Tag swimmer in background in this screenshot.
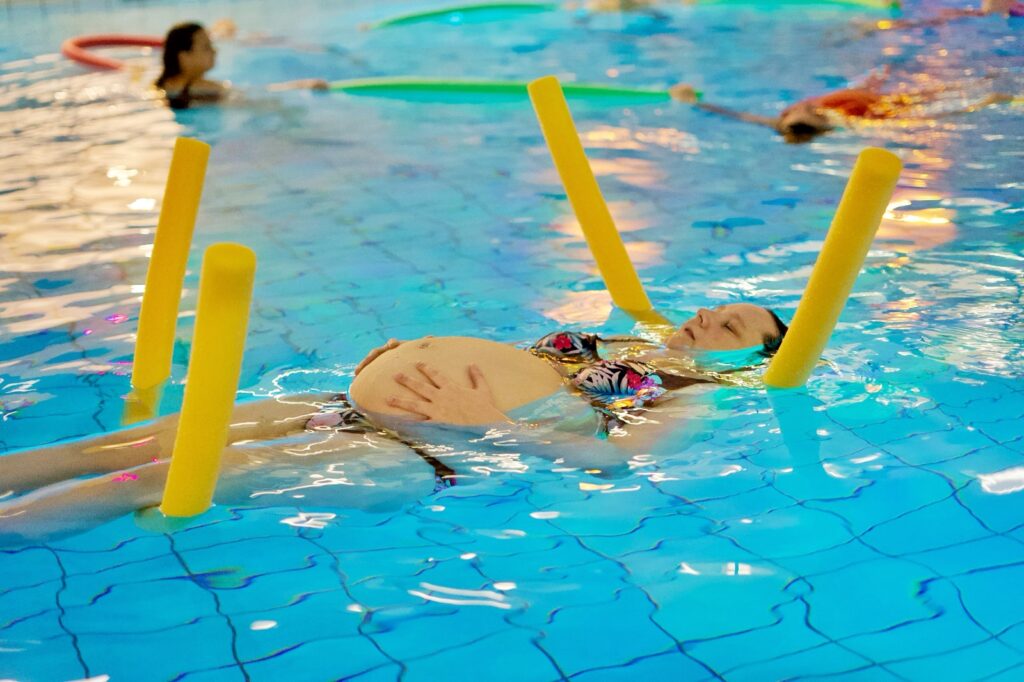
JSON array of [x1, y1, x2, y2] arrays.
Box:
[[669, 68, 1014, 143], [861, 0, 1022, 34], [0, 303, 787, 542], [155, 22, 329, 109]]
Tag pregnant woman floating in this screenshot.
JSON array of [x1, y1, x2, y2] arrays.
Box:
[[0, 303, 786, 543]]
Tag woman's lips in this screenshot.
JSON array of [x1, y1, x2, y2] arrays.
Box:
[[685, 327, 696, 342]]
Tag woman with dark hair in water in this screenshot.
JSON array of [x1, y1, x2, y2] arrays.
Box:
[[154, 22, 327, 109]]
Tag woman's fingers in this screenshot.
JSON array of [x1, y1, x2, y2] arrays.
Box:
[[394, 373, 436, 401], [386, 397, 430, 420], [356, 348, 383, 374], [355, 339, 404, 375], [415, 362, 450, 389], [467, 364, 492, 393]]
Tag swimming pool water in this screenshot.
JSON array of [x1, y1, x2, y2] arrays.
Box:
[[1, 0, 1023, 679]]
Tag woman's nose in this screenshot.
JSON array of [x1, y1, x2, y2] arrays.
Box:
[[697, 308, 713, 326]]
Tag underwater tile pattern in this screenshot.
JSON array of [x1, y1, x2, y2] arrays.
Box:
[[2, 0, 1024, 679]]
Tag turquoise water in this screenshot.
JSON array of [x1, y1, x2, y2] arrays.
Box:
[[2, 0, 1023, 679]]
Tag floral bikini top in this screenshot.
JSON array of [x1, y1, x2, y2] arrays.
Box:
[[528, 330, 714, 413]]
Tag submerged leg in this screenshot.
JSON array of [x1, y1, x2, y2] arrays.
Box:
[[0, 392, 333, 495], [0, 426, 432, 546]]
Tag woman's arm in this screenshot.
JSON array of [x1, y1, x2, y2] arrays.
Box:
[[383, 363, 633, 475]]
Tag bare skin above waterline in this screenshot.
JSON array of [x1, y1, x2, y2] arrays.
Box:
[[350, 336, 565, 423]]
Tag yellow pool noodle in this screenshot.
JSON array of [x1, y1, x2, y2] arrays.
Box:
[[528, 75, 668, 322], [131, 137, 210, 391], [122, 384, 163, 426], [161, 243, 256, 518], [764, 147, 901, 388]]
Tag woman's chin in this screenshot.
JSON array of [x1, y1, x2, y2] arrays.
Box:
[[665, 335, 694, 351]]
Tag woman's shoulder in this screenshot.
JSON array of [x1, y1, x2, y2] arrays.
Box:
[[190, 78, 228, 96], [157, 77, 227, 108]]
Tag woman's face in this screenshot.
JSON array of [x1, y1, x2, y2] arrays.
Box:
[[666, 303, 780, 351], [179, 29, 217, 77]]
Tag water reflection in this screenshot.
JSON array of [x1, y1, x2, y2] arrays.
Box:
[[978, 467, 1024, 495]]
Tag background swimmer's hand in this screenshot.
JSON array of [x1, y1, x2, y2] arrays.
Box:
[[387, 363, 508, 425], [267, 78, 330, 92], [209, 18, 238, 40], [669, 83, 699, 103]]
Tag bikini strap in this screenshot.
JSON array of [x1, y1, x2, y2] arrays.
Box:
[[529, 331, 657, 364], [529, 331, 601, 363]]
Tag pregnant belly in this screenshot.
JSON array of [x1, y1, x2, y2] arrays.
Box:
[[349, 336, 565, 417]]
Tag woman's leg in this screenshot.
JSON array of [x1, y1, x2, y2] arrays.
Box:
[[0, 392, 333, 495], [0, 426, 434, 546], [0, 456, 172, 546]]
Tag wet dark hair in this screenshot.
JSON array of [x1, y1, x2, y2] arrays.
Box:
[[760, 309, 789, 356], [783, 122, 821, 141], [155, 22, 204, 91], [779, 116, 835, 144]]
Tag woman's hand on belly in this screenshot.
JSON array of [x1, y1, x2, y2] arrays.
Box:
[[387, 363, 509, 426], [354, 337, 433, 375]]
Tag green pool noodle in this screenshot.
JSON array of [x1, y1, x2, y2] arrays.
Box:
[[368, 2, 558, 29], [329, 77, 692, 103]]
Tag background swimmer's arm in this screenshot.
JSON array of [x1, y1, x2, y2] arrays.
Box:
[[670, 85, 777, 128], [854, 64, 891, 91], [694, 102, 778, 128], [267, 79, 329, 92], [897, 91, 1015, 122], [208, 18, 238, 40], [944, 92, 1014, 113]]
